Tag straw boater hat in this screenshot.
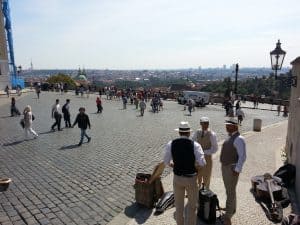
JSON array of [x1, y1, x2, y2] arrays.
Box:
[[225, 118, 239, 126], [175, 121, 192, 132], [200, 117, 209, 123]]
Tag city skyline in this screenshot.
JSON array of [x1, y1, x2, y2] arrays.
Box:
[[10, 0, 300, 70]]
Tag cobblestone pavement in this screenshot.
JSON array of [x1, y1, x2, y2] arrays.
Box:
[[0, 92, 287, 225]]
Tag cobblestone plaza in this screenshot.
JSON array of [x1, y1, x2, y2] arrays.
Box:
[[0, 92, 287, 225]]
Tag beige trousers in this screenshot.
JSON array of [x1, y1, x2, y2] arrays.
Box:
[[221, 164, 239, 219], [197, 155, 212, 188], [173, 175, 198, 225]]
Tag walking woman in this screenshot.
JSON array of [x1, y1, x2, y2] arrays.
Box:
[[96, 97, 103, 113], [23, 105, 38, 140]]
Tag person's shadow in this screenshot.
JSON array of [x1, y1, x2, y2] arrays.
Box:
[[59, 144, 79, 150], [2, 140, 24, 147]]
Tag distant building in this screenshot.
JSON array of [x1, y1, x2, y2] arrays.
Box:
[[74, 68, 89, 86]]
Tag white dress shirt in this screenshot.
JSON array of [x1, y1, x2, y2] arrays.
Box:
[[52, 104, 60, 117], [230, 131, 246, 173], [192, 130, 218, 155], [163, 136, 206, 167]]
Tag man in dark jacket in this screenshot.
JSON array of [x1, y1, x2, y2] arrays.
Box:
[[72, 107, 91, 146], [62, 99, 71, 128]]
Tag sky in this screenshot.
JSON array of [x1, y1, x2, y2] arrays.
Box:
[[9, 0, 300, 70]]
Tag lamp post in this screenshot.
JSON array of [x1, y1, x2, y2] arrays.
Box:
[[270, 40, 297, 87], [270, 40, 286, 79], [17, 65, 22, 77], [234, 63, 239, 95]]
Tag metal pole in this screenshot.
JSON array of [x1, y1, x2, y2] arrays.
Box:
[[234, 63, 239, 94]]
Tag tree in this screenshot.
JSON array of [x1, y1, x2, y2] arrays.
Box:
[[46, 73, 76, 88]]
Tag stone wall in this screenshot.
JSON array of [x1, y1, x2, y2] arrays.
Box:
[[286, 57, 300, 204]]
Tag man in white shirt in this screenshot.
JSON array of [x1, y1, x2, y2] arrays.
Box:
[[220, 118, 246, 225], [164, 121, 206, 225], [51, 99, 62, 131], [192, 117, 218, 189], [235, 107, 245, 125]]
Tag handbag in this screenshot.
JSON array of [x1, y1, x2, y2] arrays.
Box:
[[20, 119, 25, 129], [32, 114, 35, 121]]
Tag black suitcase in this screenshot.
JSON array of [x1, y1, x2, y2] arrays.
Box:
[[198, 186, 220, 224]]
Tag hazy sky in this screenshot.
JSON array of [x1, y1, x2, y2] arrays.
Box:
[[9, 0, 300, 69]]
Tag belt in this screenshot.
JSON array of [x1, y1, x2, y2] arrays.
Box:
[[175, 173, 197, 178]]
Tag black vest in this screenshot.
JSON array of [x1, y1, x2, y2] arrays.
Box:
[[171, 138, 196, 176]]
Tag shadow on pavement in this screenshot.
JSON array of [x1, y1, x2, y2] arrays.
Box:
[[124, 203, 153, 223], [39, 130, 55, 135], [0, 115, 12, 119], [3, 140, 24, 146], [59, 144, 79, 150]]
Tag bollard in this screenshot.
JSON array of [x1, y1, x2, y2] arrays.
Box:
[[253, 119, 262, 132]]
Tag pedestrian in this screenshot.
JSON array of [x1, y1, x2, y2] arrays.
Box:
[[51, 99, 62, 131], [134, 97, 139, 109], [236, 107, 245, 125], [62, 99, 72, 128], [228, 106, 234, 118], [220, 118, 246, 225], [16, 85, 21, 96], [192, 117, 218, 189], [283, 105, 288, 117], [10, 97, 21, 117], [277, 104, 281, 116], [96, 97, 103, 113], [23, 105, 38, 140], [122, 95, 127, 109], [5, 85, 9, 97], [163, 121, 206, 225], [235, 100, 240, 112], [187, 99, 193, 116], [36, 83, 41, 99], [139, 98, 146, 116], [72, 107, 91, 146]]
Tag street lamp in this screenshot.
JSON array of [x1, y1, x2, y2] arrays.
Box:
[[270, 40, 286, 79], [17, 65, 22, 76], [234, 63, 239, 94], [270, 40, 297, 87]]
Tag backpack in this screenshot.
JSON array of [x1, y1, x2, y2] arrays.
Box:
[[274, 164, 296, 187], [198, 185, 222, 224], [62, 104, 67, 114]]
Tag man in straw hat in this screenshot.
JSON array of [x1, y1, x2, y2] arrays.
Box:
[[192, 116, 218, 189], [163, 121, 206, 225], [220, 118, 246, 225]]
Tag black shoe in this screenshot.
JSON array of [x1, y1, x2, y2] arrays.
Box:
[[58, 129, 63, 131], [51, 128, 55, 132], [78, 142, 82, 146], [87, 137, 91, 143]]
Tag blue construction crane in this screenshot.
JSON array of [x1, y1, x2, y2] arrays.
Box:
[[2, 0, 24, 88]]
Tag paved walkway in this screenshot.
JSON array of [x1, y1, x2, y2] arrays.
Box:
[[111, 121, 294, 225], [0, 92, 289, 225]]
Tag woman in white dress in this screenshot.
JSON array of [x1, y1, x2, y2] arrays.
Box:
[[23, 105, 38, 140]]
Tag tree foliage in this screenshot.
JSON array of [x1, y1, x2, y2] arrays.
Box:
[[46, 73, 76, 88], [201, 75, 291, 100]]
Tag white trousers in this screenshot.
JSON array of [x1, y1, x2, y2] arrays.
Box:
[[25, 127, 38, 139]]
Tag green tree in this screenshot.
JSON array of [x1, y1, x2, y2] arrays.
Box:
[[46, 73, 76, 88]]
